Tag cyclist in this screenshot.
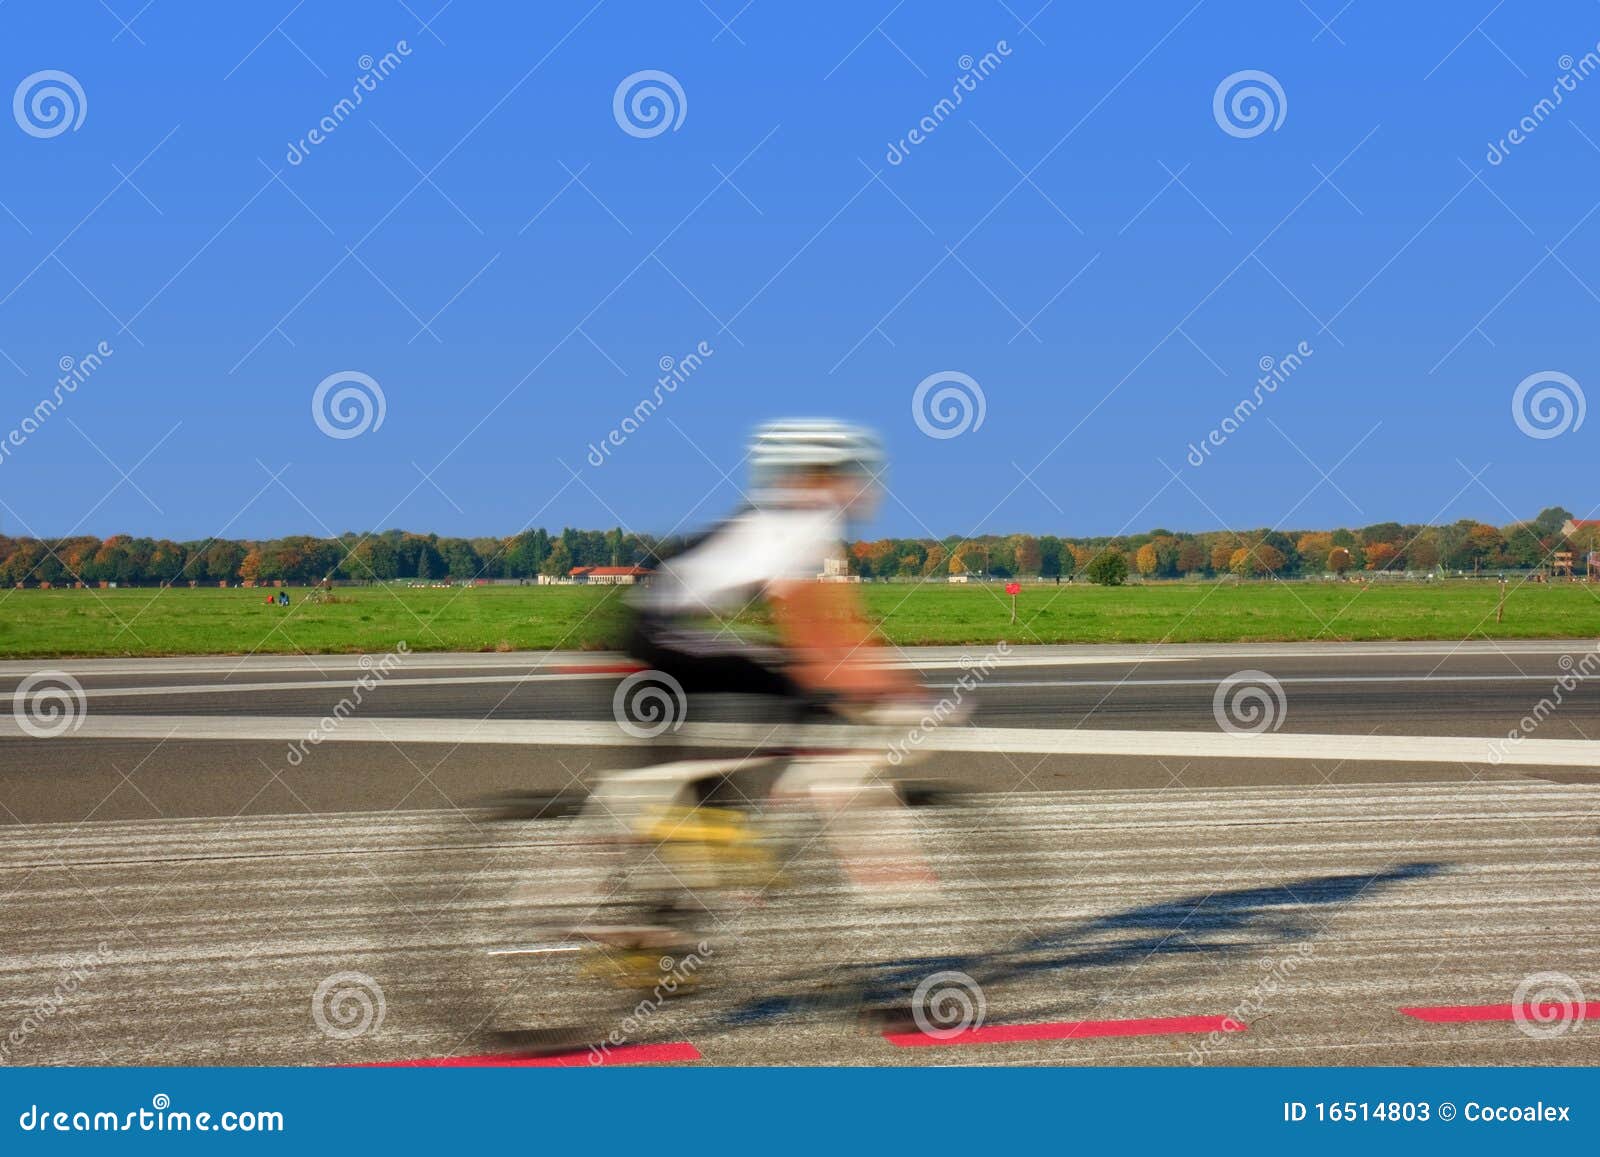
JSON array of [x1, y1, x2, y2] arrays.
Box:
[[488, 423, 956, 1050], [628, 418, 918, 710], [607, 419, 951, 924]]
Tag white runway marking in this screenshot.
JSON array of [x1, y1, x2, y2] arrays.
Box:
[[43, 669, 1588, 700], [0, 638, 1589, 678], [9, 713, 1593, 768]]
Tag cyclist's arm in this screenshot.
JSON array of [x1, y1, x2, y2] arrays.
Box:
[[769, 579, 915, 700]]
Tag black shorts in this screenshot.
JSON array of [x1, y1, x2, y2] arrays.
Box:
[[627, 612, 797, 700]]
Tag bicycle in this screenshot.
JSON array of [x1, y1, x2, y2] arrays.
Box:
[[458, 699, 973, 1058]]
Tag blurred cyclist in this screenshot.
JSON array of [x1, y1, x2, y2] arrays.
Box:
[[488, 423, 955, 1050], [618, 419, 949, 912], [628, 419, 920, 712]]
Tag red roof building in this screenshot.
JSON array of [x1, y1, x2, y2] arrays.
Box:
[[568, 565, 653, 585]]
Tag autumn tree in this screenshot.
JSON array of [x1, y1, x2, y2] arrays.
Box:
[[1230, 544, 1286, 576], [1012, 535, 1042, 577], [1297, 531, 1334, 559], [1364, 542, 1400, 570], [952, 545, 987, 576], [1407, 535, 1440, 571], [1135, 543, 1159, 577], [1464, 524, 1505, 569], [867, 539, 901, 578]]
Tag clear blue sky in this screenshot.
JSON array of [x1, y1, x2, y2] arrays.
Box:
[[2, 1, 1597, 542]]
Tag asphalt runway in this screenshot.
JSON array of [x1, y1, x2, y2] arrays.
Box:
[[2, 642, 1597, 1067]]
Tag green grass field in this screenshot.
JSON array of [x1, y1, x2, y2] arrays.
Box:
[[1, 579, 1597, 658]]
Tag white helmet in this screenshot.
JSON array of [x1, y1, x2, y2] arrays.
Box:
[[747, 419, 885, 484]]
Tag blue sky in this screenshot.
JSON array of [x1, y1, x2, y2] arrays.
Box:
[[2, 1, 1598, 541]]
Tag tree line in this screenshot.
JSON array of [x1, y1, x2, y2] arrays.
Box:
[[849, 507, 1589, 583], [0, 527, 668, 587], [0, 507, 1590, 588]]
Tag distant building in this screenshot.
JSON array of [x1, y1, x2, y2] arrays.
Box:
[[569, 565, 653, 585], [1562, 519, 1600, 538], [818, 555, 860, 583]]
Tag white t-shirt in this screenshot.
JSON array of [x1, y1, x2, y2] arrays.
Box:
[[639, 504, 846, 616]]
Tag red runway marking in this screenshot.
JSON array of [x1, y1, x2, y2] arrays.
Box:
[[547, 663, 646, 676], [369, 1042, 702, 1067], [884, 1015, 1244, 1048], [1400, 1002, 1600, 1024]]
